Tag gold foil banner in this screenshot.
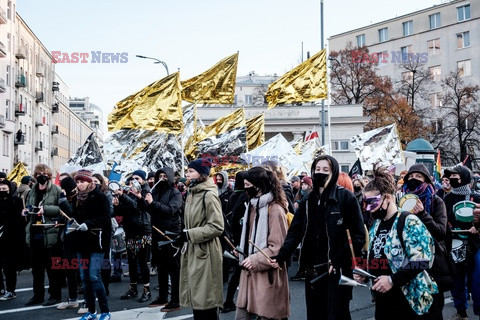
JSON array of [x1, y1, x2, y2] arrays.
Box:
[[266, 49, 327, 109], [246, 113, 265, 151], [181, 53, 238, 104], [201, 107, 245, 140], [7, 161, 29, 185], [108, 72, 183, 133]]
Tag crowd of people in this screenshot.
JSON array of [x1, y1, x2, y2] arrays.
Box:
[[0, 154, 479, 320]]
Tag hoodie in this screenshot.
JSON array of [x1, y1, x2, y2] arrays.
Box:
[[0, 180, 25, 255], [216, 171, 233, 215]]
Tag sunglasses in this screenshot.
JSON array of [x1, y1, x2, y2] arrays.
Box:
[[362, 194, 383, 211]]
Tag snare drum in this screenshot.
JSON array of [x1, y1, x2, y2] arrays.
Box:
[[453, 201, 475, 223], [451, 239, 466, 263], [112, 227, 126, 253], [398, 194, 419, 212]]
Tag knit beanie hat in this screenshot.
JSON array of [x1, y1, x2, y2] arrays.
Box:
[[0, 172, 6, 179], [75, 169, 93, 183], [301, 176, 313, 187], [131, 169, 147, 181], [188, 158, 212, 177]]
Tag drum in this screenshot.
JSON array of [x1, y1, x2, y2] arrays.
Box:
[[112, 227, 126, 253], [451, 239, 466, 263], [398, 194, 418, 212], [454, 201, 475, 223]]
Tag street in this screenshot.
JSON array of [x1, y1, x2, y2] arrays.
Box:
[[0, 261, 475, 320]]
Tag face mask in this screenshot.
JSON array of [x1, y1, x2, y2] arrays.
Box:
[[36, 174, 49, 185], [449, 178, 461, 189], [158, 180, 169, 189], [216, 181, 223, 188], [372, 199, 390, 220], [313, 173, 329, 189], [354, 186, 361, 193], [245, 187, 259, 198], [0, 190, 8, 198], [406, 178, 423, 191], [148, 181, 154, 188], [178, 185, 185, 192]]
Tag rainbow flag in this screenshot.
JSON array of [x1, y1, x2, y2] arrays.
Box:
[[434, 149, 442, 184]]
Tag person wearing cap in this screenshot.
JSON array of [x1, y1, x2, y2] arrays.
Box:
[[290, 176, 301, 198], [0, 172, 6, 181], [0, 179, 25, 300], [179, 158, 224, 319], [17, 176, 33, 202], [443, 165, 480, 320], [402, 163, 449, 319], [113, 169, 152, 304], [71, 169, 112, 320], [24, 163, 64, 307], [147, 172, 155, 189]]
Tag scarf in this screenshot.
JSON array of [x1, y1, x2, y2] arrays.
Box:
[[402, 182, 434, 214], [451, 184, 471, 196], [76, 184, 95, 204], [239, 192, 273, 263]]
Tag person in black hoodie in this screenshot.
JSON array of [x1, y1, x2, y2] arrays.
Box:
[[443, 165, 480, 320], [272, 155, 365, 320], [113, 169, 152, 304], [72, 169, 111, 320], [145, 167, 183, 312], [401, 163, 449, 319], [0, 180, 25, 300]]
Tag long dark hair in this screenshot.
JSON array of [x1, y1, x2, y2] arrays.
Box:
[[246, 166, 287, 211], [93, 173, 108, 193]]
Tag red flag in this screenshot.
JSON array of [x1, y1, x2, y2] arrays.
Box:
[[305, 126, 319, 141], [54, 172, 60, 186]]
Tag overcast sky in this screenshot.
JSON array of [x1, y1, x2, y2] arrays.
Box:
[[18, 0, 440, 125]]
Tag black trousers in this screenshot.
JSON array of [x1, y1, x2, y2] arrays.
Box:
[[152, 242, 180, 303], [193, 308, 219, 320], [225, 265, 241, 304], [63, 241, 78, 300], [305, 272, 352, 320], [30, 239, 63, 300], [374, 286, 423, 320], [126, 244, 150, 285], [0, 253, 17, 292]]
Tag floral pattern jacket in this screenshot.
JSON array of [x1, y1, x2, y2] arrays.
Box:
[[368, 211, 438, 315]]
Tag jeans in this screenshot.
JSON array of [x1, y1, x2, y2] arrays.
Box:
[[451, 248, 480, 315], [78, 252, 109, 314]]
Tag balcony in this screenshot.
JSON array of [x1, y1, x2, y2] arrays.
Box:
[[0, 41, 6, 58], [36, 67, 45, 77], [35, 116, 46, 126], [0, 77, 5, 93], [0, 8, 6, 24], [35, 141, 43, 151], [52, 81, 59, 91], [51, 147, 58, 157], [36, 92, 44, 102], [15, 45, 27, 59], [15, 75, 27, 88], [14, 133, 25, 145], [52, 103, 59, 113], [0, 115, 5, 128], [15, 103, 25, 116], [51, 125, 59, 134]]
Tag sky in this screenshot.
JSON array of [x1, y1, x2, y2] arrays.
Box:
[[18, 0, 441, 127]]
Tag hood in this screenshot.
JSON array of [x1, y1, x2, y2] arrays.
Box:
[[189, 178, 218, 194], [0, 180, 14, 196], [17, 183, 30, 194], [445, 165, 471, 186], [234, 171, 248, 191], [404, 163, 433, 186], [216, 171, 229, 195], [154, 167, 175, 187], [310, 155, 339, 194]]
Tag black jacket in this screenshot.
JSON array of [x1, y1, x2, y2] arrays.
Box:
[[0, 189, 25, 256], [148, 167, 183, 237], [72, 187, 111, 254], [283, 183, 295, 214]]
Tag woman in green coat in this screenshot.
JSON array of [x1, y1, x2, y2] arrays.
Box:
[[179, 159, 224, 319]]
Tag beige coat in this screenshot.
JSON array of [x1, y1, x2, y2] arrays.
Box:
[[236, 202, 290, 319], [179, 179, 224, 310]]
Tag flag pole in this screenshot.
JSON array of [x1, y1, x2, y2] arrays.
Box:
[[320, 0, 325, 146]]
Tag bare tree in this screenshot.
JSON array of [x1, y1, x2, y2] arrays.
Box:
[[396, 60, 431, 112]]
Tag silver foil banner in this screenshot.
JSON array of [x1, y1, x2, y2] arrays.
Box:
[[294, 137, 328, 174], [350, 123, 404, 171], [197, 126, 247, 160], [181, 104, 205, 148], [68, 133, 104, 167]]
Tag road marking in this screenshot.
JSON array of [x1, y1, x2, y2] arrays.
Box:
[[0, 304, 59, 315], [61, 307, 193, 320], [15, 286, 48, 292]]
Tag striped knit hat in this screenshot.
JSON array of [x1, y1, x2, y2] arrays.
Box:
[[75, 169, 93, 183]]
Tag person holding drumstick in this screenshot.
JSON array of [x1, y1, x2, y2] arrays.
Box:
[[443, 165, 480, 320]]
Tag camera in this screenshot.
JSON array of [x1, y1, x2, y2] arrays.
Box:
[[129, 179, 142, 193]]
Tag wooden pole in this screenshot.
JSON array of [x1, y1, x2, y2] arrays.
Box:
[[248, 240, 282, 271]]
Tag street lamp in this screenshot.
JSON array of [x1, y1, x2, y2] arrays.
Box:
[[136, 55, 169, 75]]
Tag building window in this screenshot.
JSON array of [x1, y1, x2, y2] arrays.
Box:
[[332, 140, 349, 151], [431, 119, 443, 134], [427, 39, 440, 55], [377, 51, 388, 66], [5, 100, 9, 120], [245, 95, 253, 105], [456, 31, 470, 48], [457, 4, 471, 22], [403, 20, 413, 36], [378, 28, 388, 42], [340, 165, 350, 173], [6, 65, 9, 86], [402, 71, 413, 81], [457, 60, 471, 77], [3, 134, 9, 156], [400, 45, 413, 62], [430, 93, 443, 108], [429, 65, 442, 81], [7, 1, 11, 19], [356, 34, 365, 47], [429, 13, 441, 29]]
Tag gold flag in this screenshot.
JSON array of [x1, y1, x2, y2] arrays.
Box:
[[108, 72, 183, 133], [246, 113, 265, 151], [266, 49, 327, 109], [7, 162, 29, 185], [181, 53, 238, 104], [201, 107, 245, 139]]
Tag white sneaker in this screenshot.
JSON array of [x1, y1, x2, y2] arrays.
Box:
[[0, 292, 16, 300], [57, 299, 79, 309], [78, 302, 88, 314]]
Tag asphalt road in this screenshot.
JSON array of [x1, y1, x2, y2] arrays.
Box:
[[0, 261, 476, 320]]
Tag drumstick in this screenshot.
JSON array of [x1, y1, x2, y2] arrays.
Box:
[[248, 240, 283, 271], [224, 236, 236, 251], [346, 229, 357, 268], [152, 225, 173, 241], [32, 224, 65, 227], [451, 229, 472, 234], [59, 210, 72, 221]]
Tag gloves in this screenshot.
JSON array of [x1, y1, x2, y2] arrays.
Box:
[[270, 253, 286, 266], [174, 230, 189, 246], [76, 223, 89, 232]]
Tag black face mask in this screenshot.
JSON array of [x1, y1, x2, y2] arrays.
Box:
[[372, 199, 390, 220], [178, 186, 185, 192], [148, 181, 154, 188], [0, 190, 8, 198], [406, 178, 423, 191], [353, 186, 362, 193], [449, 178, 462, 189], [95, 184, 101, 191], [245, 187, 259, 198], [313, 173, 329, 189], [216, 181, 224, 188], [158, 180, 169, 189], [36, 174, 49, 185]]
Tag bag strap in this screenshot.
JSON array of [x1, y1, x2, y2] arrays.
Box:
[[396, 211, 410, 252]]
